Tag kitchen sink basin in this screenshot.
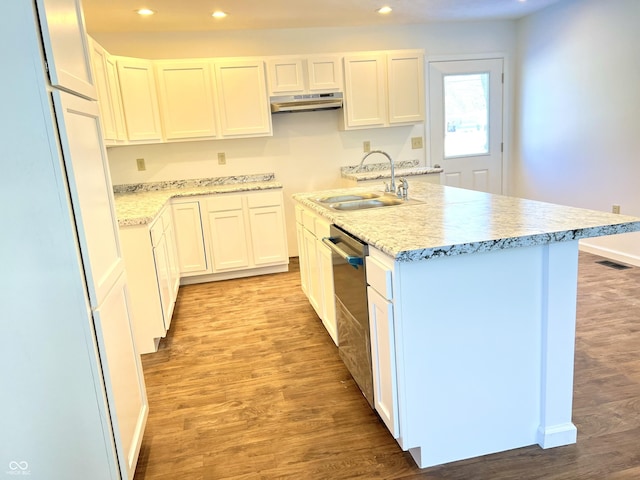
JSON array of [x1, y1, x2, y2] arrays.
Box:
[[316, 194, 423, 211], [316, 192, 381, 203], [330, 197, 405, 210]]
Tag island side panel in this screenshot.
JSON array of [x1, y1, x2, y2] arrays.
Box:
[[393, 242, 579, 468], [537, 240, 579, 447]]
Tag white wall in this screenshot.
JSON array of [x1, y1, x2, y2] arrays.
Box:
[[97, 22, 517, 255], [513, 0, 640, 264]]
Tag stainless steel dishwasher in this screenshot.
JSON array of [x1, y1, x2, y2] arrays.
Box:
[[323, 225, 373, 408]]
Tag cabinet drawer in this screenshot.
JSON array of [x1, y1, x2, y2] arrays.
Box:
[[366, 256, 392, 301], [315, 216, 331, 239], [207, 195, 243, 212], [247, 190, 282, 208], [302, 209, 316, 233]]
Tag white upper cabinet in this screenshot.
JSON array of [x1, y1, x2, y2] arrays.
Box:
[[155, 60, 218, 140], [267, 57, 305, 94], [307, 56, 343, 92], [105, 54, 128, 142], [387, 52, 425, 124], [342, 53, 387, 128], [116, 57, 163, 141], [342, 50, 425, 130], [88, 38, 127, 143], [267, 55, 343, 96], [35, 0, 96, 99], [214, 60, 272, 137]]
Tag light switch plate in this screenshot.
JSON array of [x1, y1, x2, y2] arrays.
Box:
[[136, 158, 146, 171], [411, 137, 423, 149], [218, 152, 226, 165]]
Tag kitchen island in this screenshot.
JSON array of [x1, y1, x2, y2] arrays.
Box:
[[293, 182, 640, 468]]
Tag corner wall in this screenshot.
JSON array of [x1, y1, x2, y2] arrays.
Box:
[[513, 0, 640, 264]]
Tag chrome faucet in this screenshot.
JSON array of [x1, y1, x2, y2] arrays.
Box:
[[397, 177, 409, 200], [358, 150, 396, 193]]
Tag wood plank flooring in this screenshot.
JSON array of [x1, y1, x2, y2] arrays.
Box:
[[134, 252, 640, 479]]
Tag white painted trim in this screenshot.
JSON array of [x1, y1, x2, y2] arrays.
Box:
[[536, 423, 578, 449], [179, 263, 289, 285], [579, 240, 640, 267]]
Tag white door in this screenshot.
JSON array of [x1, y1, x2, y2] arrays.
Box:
[[428, 58, 504, 193]]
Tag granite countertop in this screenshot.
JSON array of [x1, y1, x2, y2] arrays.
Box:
[[293, 183, 640, 262], [113, 174, 282, 227], [340, 159, 443, 182]]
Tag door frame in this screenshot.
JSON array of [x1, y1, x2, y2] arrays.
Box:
[[425, 53, 512, 195]]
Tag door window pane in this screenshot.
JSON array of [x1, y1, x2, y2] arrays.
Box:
[[444, 73, 489, 158]]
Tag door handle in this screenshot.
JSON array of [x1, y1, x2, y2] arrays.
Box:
[[322, 236, 364, 268]]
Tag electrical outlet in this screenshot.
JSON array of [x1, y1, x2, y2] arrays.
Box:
[[363, 141, 371, 153], [612, 204, 621, 214], [218, 152, 226, 165], [411, 136, 424, 149], [136, 158, 146, 171]]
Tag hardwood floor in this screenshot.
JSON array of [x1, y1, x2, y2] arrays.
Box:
[[134, 253, 640, 479]]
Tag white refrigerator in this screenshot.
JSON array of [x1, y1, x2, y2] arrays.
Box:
[[0, 1, 148, 478]]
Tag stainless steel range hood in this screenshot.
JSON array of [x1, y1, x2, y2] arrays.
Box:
[[270, 92, 343, 113]]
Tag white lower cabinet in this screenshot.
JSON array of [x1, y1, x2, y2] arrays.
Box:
[[119, 205, 179, 354], [295, 203, 337, 345], [174, 189, 289, 284], [206, 195, 251, 271], [172, 200, 209, 275], [92, 272, 148, 478], [121, 190, 288, 352], [366, 248, 399, 438]]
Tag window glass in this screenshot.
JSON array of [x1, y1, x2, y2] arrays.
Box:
[[444, 73, 489, 158]]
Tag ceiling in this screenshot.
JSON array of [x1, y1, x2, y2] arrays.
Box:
[[82, 0, 564, 34]]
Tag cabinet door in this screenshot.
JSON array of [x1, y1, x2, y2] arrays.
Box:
[[214, 60, 272, 137], [247, 192, 288, 266], [117, 57, 162, 141], [88, 38, 118, 140], [307, 56, 343, 92], [296, 220, 309, 295], [52, 91, 123, 307], [104, 54, 128, 141], [93, 272, 148, 479], [303, 227, 321, 316], [267, 57, 305, 95], [172, 201, 209, 276], [35, 0, 96, 99], [342, 53, 386, 128], [164, 216, 181, 300], [388, 52, 425, 124], [155, 60, 217, 140], [206, 196, 250, 271], [367, 286, 399, 438], [152, 231, 173, 330]]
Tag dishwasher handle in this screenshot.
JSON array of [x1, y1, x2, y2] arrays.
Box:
[[322, 236, 364, 268]]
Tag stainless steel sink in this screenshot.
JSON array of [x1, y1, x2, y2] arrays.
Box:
[[314, 192, 422, 211], [316, 192, 381, 203], [330, 197, 405, 210]]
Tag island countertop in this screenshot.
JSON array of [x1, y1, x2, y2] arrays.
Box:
[[293, 183, 640, 262]]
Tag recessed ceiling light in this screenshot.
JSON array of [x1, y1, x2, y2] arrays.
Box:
[[136, 8, 155, 16], [212, 11, 227, 18], [377, 6, 392, 14]]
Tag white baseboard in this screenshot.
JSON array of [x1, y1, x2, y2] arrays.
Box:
[[578, 240, 640, 267]]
